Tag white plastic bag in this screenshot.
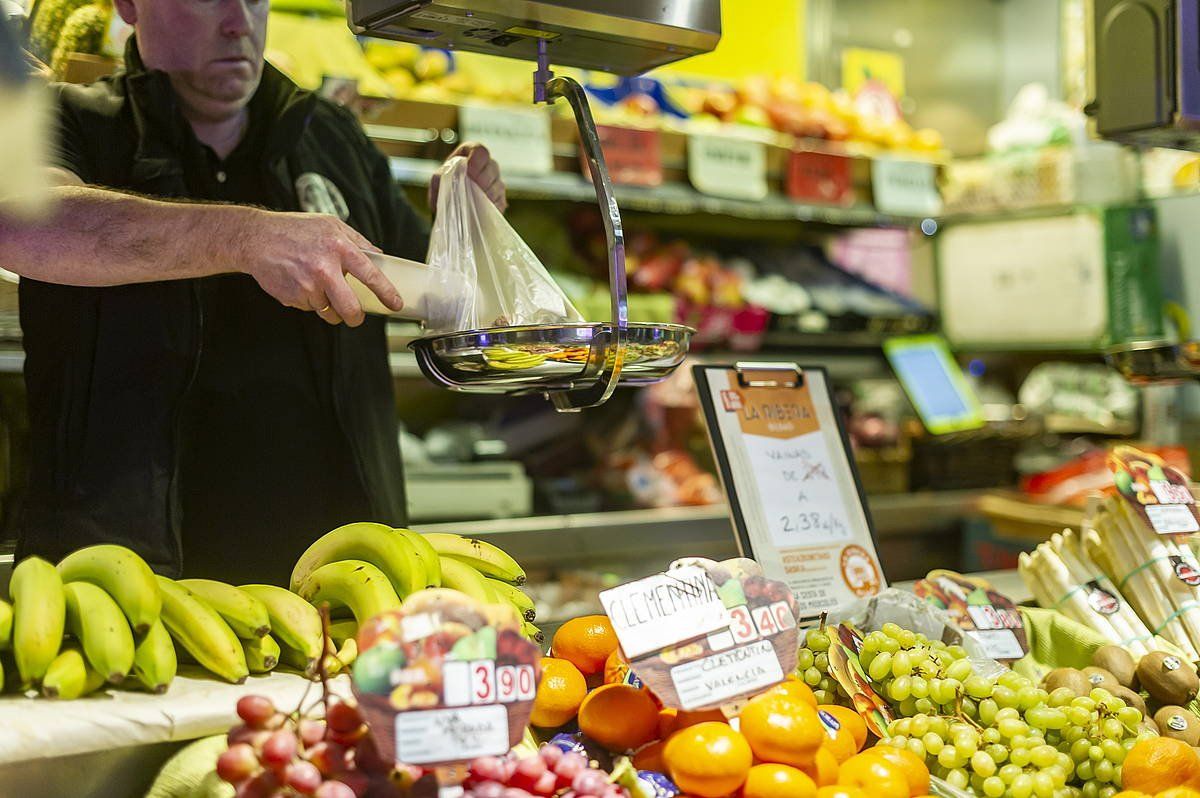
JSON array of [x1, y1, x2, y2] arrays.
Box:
[[424, 156, 583, 333]]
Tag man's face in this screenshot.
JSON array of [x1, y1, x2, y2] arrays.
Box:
[[116, 0, 268, 122]]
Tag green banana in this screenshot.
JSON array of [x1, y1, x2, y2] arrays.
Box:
[[243, 634, 280, 673], [295, 559, 402, 625], [42, 647, 106, 699], [177, 579, 270, 639], [278, 641, 318, 678], [63, 581, 135, 683], [290, 522, 426, 599], [437, 556, 495, 604], [0, 598, 11, 649], [522, 620, 544, 646], [329, 619, 358, 647], [394, 527, 441, 587], [239, 584, 323, 661], [487, 578, 536, 622], [57, 544, 161, 634], [11, 556, 65, 685], [131, 619, 177, 694], [424, 532, 526, 585], [156, 576, 248, 684]]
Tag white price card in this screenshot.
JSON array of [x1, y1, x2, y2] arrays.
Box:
[[459, 103, 552, 176], [871, 157, 942, 216], [395, 705, 510, 765], [599, 566, 731, 659], [670, 639, 784, 710], [688, 133, 768, 200], [695, 365, 885, 616]]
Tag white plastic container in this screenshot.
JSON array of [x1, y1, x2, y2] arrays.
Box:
[[347, 251, 440, 321]]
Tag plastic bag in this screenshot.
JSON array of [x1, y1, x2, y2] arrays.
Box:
[[424, 156, 583, 333]]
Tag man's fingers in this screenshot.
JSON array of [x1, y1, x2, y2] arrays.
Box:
[[342, 247, 404, 312], [464, 143, 491, 175], [337, 221, 381, 254], [322, 270, 365, 327], [486, 180, 507, 212], [316, 305, 344, 325]]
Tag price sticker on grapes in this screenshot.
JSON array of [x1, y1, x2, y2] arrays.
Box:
[[695, 365, 885, 616], [349, 595, 541, 767]]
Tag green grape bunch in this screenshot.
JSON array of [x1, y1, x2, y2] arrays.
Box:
[[797, 622, 845, 706], [861, 623, 1151, 798]]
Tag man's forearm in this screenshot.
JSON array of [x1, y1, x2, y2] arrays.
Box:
[[0, 185, 252, 285]]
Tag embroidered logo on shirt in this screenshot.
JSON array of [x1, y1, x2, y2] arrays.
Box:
[[295, 172, 350, 220]]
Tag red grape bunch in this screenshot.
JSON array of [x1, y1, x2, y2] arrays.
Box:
[[463, 744, 628, 798], [217, 694, 417, 798]]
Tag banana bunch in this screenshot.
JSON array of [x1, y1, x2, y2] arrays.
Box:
[[483, 346, 547, 371], [288, 524, 542, 647]]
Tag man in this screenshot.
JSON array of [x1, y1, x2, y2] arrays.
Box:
[[0, 0, 506, 583]]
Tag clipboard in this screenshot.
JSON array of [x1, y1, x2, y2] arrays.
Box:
[[694, 363, 886, 617]]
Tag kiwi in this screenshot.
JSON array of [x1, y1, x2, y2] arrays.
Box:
[[1082, 666, 1121, 694], [1093, 645, 1138, 689], [1140, 719, 1160, 737], [1137, 651, 1200, 706], [1042, 667, 1091, 697], [1154, 705, 1200, 745], [1111, 685, 1148, 717]]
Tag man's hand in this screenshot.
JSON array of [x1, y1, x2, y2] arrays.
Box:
[[234, 208, 404, 326], [429, 142, 507, 212]]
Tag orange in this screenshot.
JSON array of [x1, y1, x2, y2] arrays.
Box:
[[772, 678, 819, 707], [675, 707, 728, 729], [1110, 793, 1150, 798], [862, 746, 930, 796], [741, 763, 817, 798], [1124, 738, 1200, 794], [552, 615, 618, 675], [529, 657, 587, 728], [837, 753, 910, 798], [633, 739, 666, 772], [739, 691, 825, 768], [577, 683, 659, 752], [819, 722, 857, 764], [604, 648, 632, 684], [814, 788, 868, 798], [818, 705, 868, 752], [798, 746, 840, 786], [1158, 790, 1200, 798], [658, 708, 679, 739], [662, 722, 753, 798]]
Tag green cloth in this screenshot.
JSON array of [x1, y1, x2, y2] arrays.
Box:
[[1010, 606, 1112, 681], [143, 735, 233, 798]]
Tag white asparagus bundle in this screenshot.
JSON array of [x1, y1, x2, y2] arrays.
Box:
[[1056, 529, 1153, 657], [1087, 499, 1200, 659], [1111, 496, 1200, 651]]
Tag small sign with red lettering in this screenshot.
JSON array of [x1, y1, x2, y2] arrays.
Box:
[[913, 570, 1028, 663], [581, 126, 663, 187], [787, 150, 855, 205]]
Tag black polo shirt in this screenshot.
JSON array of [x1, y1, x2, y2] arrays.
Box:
[[171, 95, 370, 585]]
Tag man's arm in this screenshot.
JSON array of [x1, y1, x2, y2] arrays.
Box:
[[0, 170, 405, 326]]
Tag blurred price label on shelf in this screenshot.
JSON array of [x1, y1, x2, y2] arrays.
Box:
[[1109, 444, 1200, 534], [602, 559, 799, 711], [914, 570, 1029, 663], [583, 125, 663, 187], [459, 103, 553, 176], [871, 157, 942, 216], [787, 149, 856, 205], [688, 133, 767, 200]]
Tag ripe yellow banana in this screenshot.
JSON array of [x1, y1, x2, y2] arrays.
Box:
[[423, 533, 526, 585], [177, 579, 270, 639], [487, 578, 536, 622], [0, 598, 11, 649], [63, 581, 135, 684], [290, 522, 426, 599], [295, 559, 402, 625], [323, 636, 357, 676], [243, 634, 280, 674], [131, 619, 176, 694], [57, 544, 161, 634], [522, 620, 544, 646], [437, 556, 495, 604], [239, 584, 323, 661], [156, 576, 248, 684], [394, 527, 441, 587], [42, 647, 106, 700], [11, 556, 65, 685]]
